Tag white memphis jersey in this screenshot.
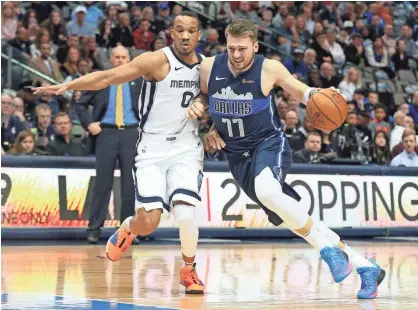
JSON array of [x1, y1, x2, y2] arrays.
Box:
[[138, 46, 204, 135]]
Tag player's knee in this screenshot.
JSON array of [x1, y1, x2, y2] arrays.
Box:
[[173, 204, 195, 223], [254, 168, 283, 205]]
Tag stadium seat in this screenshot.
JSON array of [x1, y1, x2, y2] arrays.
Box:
[[398, 70, 417, 83]]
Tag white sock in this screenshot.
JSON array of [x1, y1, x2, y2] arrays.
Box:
[[343, 243, 374, 268], [317, 222, 374, 268], [301, 220, 334, 252]]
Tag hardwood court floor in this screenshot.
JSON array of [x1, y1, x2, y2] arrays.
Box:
[[1, 241, 418, 309]]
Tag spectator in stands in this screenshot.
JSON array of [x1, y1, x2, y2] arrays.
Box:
[[369, 104, 391, 138], [66, 5, 96, 38], [352, 18, 364, 35], [311, 32, 333, 65], [31, 103, 55, 151], [391, 40, 410, 71], [1, 94, 25, 150], [319, 62, 340, 88], [307, 67, 322, 88], [287, 95, 306, 124], [365, 37, 395, 79], [338, 67, 362, 101], [369, 15, 384, 39], [370, 131, 391, 165], [326, 29, 345, 66], [154, 3, 172, 35], [233, 1, 260, 23], [284, 110, 298, 139], [294, 15, 311, 47], [41, 10, 67, 46], [35, 82, 60, 118], [60, 47, 80, 78], [272, 3, 288, 28], [301, 4, 315, 35], [109, 13, 134, 48], [71, 1, 104, 28], [390, 111, 406, 150], [344, 33, 366, 65], [8, 26, 32, 59], [283, 48, 309, 80], [64, 58, 90, 83], [406, 7, 418, 41], [12, 97, 29, 128], [293, 131, 332, 164], [10, 130, 45, 155], [351, 88, 371, 114], [272, 14, 299, 59], [403, 116, 415, 130], [276, 101, 289, 121], [347, 102, 356, 113], [56, 35, 79, 64], [1, 2, 18, 40], [45, 112, 86, 156], [390, 129, 418, 167], [303, 48, 317, 70], [29, 42, 63, 83], [196, 29, 220, 57], [356, 111, 373, 142], [150, 37, 166, 51], [409, 91, 418, 125], [171, 4, 183, 19], [80, 37, 104, 70], [133, 19, 154, 51], [30, 28, 58, 58], [398, 24, 418, 61], [398, 103, 410, 116], [381, 24, 396, 57], [289, 118, 315, 151]]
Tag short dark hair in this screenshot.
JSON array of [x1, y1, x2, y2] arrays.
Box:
[[374, 104, 386, 112], [225, 19, 258, 42], [307, 131, 322, 139], [173, 11, 201, 30]]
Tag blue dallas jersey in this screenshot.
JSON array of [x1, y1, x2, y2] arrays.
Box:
[[208, 53, 282, 161]]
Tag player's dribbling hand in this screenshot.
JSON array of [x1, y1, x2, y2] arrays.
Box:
[[204, 128, 226, 152], [187, 98, 205, 119], [32, 83, 68, 96]]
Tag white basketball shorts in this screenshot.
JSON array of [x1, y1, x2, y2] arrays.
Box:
[[133, 131, 204, 212]]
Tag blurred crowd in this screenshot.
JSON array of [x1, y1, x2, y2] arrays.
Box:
[[1, 1, 418, 166]]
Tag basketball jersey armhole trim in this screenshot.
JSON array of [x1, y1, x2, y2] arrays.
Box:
[[169, 46, 202, 69]]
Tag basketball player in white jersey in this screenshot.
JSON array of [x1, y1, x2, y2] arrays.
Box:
[[33, 12, 206, 294]]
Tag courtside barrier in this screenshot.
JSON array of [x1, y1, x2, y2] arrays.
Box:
[[2, 156, 417, 239]]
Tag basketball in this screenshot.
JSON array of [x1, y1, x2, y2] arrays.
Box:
[[306, 88, 348, 131]]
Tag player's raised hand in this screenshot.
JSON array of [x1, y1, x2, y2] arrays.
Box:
[[187, 98, 205, 119], [204, 127, 226, 152], [32, 83, 68, 96]]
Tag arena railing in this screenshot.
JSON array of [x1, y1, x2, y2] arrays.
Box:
[[1, 42, 73, 100]]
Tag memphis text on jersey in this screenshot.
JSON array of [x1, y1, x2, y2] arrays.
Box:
[[170, 80, 200, 88]]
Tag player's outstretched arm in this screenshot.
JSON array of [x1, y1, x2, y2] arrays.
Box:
[[264, 59, 317, 106], [33, 51, 166, 95]]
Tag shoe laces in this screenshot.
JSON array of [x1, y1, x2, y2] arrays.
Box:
[[187, 264, 201, 285], [358, 268, 377, 290], [324, 248, 345, 270]]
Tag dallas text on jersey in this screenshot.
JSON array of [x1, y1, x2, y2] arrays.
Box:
[[213, 99, 252, 116]]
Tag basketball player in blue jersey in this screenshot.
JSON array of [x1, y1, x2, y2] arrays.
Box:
[[187, 19, 385, 299]]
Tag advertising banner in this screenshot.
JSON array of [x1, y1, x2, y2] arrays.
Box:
[[1, 168, 417, 228]]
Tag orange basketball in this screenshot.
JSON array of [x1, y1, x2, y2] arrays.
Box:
[[306, 88, 348, 131]]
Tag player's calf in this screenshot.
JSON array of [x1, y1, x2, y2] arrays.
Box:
[[174, 202, 204, 294], [106, 209, 162, 262]]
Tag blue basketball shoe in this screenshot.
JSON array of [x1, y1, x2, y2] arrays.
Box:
[[320, 246, 353, 283], [357, 259, 386, 299]]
